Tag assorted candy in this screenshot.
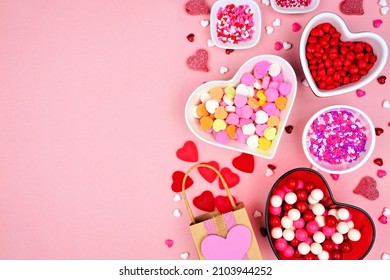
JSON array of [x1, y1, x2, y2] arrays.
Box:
[[305, 23, 377, 90], [275, 0, 312, 8], [193, 60, 292, 150], [268, 178, 363, 260], [306, 109, 367, 165]]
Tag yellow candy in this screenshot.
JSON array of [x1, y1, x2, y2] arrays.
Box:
[[259, 99, 266, 107], [248, 97, 260, 110], [225, 86, 236, 99], [264, 127, 277, 140], [210, 86, 224, 100], [258, 137, 271, 150], [214, 106, 228, 120], [226, 125, 236, 139], [275, 96, 287, 110], [196, 103, 209, 117], [213, 119, 227, 132], [257, 90, 267, 102], [267, 115, 280, 127], [200, 116, 213, 130]]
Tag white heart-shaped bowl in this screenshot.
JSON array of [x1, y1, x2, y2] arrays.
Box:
[[185, 55, 297, 159], [270, 0, 320, 14], [302, 105, 375, 174], [299, 12, 388, 97]]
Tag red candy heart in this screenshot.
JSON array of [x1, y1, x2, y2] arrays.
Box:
[[285, 125, 294, 134], [215, 195, 236, 214], [375, 127, 384, 136], [198, 161, 219, 183], [377, 169, 387, 178], [185, 0, 210, 16], [171, 171, 193, 192], [331, 174, 340, 181], [187, 49, 209, 72], [374, 158, 383, 166], [378, 215, 388, 224], [165, 239, 174, 248], [218, 167, 240, 189], [225, 49, 234, 55], [176, 141, 198, 162], [187, 33, 195, 42], [353, 176, 379, 201], [193, 190, 215, 212], [340, 0, 364, 15], [232, 153, 255, 173], [377, 75, 386, 84], [268, 164, 276, 171]]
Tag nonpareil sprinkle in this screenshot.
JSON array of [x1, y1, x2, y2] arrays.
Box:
[[307, 110, 367, 165], [275, 0, 312, 8]]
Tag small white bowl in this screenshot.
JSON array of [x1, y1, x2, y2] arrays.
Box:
[[300, 12, 388, 97], [302, 105, 375, 174], [270, 0, 320, 14], [185, 55, 297, 159], [210, 0, 261, 49]]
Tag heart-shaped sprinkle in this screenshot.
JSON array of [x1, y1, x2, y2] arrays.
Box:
[[383, 100, 390, 109], [285, 125, 294, 134], [340, 0, 364, 15], [265, 168, 274, 177], [274, 41, 283, 50], [165, 239, 174, 248], [268, 164, 276, 171], [219, 66, 229, 74], [373, 19, 383, 28], [260, 227, 267, 237], [218, 167, 240, 189], [232, 153, 255, 173], [382, 253, 390, 260], [265, 25, 274, 35], [377, 169, 387, 178], [353, 176, 379, 200], [187, 33, 195, 42], [171, 171, 193, 192], [374, 158, 384, 166], [379, 0, 388, 7], [207, 38, 215, 47], [356, 89, 366, 97], [225, 49, 234, 55], [381, 6, 390, 15], [185, 0, 210, 15], [383, 207, 390, 216], [173, 193, 181, 202], [272, 18, 281, 27], [198, 161, 220, 183], [193, 190, 215, 212], [180, 252, 189, 259], [200, 19, 209, 28], [176, 141, 198, 162], [301, 78, 309, 87], [187, 49, 209, 72], [378, 75, 386, 84], [173, 208, 182, 217], [215, 195, 237, 214], [331, 174, 340, 181], [375, 127, 384, 136], [378, 215, 388, 224], [283, 42, 292, 50], [253, 209, 263, 218], [261, 0, 270, 5], [292, 22, 301, 32]]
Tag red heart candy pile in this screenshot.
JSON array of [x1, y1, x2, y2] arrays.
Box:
[[306, 23, 377, 90]]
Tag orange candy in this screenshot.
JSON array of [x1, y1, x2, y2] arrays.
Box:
[[275, 96, 287, 110], [196, 103, 209, 117], [248, 97, 260, 110], [210, 86, 224, 100], [200, 116, 213, 130], [226, 125, 236, 139], [267, 115, 280, 127], [214, 106, 228, 120]]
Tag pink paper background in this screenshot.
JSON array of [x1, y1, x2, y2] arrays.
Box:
[[0, 0, 389, 259]]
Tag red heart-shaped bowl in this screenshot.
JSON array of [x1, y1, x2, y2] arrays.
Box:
[[265, 168, 375, 260]]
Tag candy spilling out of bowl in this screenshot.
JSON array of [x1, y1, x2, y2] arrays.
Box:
[[265, 168, 376, 260], [185, 55, 297, 159]]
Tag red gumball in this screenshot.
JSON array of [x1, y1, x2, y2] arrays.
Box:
[[283, 203, 294, 212], [296, 201, 308, 213], [296, 189, 308, 201], [294, 250, 302, 258], [303, 253, 318, 260], [340, 241, 353, 253], [287, 178, 298, 190], [303, 210, 315, 221], [304, 181, 316, 192], [322, 239, 335, 252], [290, 239, 300, 247], [269, 215, 281, 228], [325, 215, 338, 227], [331, 250, 343, 260]]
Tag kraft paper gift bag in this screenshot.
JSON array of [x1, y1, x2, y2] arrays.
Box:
[[181, 163, 263, 260]]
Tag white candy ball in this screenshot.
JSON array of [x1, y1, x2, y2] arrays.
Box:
[[348, 229, 361, 241], [337, 222, 350, 234], [337, 208, 350, 221], [318, 250, 330, 260], [283, 229, 295, 241], [312, 203, 325, 216], [281, 216, 293, 229], [270, 195, 282, 207], [328, 208, 338, 217], [298, 242, 311, 255], [347, 221, 354, 229], [310, 189, 324, 201], [288, 209, 301, 221], [313, 231, 326, 244], [307, 195, 319, 205], [285, 192, 297, 205], [271, 227, 283, 239], [310, 242, 323, 255], [315, 215, 325, 227], [331, 232, 344, 244]]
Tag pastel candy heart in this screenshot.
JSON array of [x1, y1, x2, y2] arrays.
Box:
[[240, 105, 253, 119], [272, 73, 284, 83], [374, 158, 383, 166], [278, 82, 292, 96], [193, 190, 215, 212], [185, 0, 210, 15], [215, 195, 237, 214], [198, 161, 220, 183], [234, 94, 248, 108], [265, 88, 278, 102], [176, 141, 198, 162], [253, 210, 263, 218], [274, 41, 283, 51], [180, 252, 189, 259], [373, 19, 383, 28], [201, 225, 252, 260], [226, 113, 239, 125], [232, 153, 255, 173], [165, 239, 174, 248], [331, 174, 340, 181], [340, 0, 364, 15], [265, 25, 274, 35], [356, 89, 366, 97], [241, 73, 256, 86], [256, 124, 268, 136], [272, 18, 281, 27], [383, 100, 390, 109], [171, 171, 193, 192], [215, 131, 229, 144], [383, 207, 390, 216], [254, 61, 270, 79], [187, 49, 209, 72], [378, 215, 388, 224], [377, 169, 387, 178], [292, 22, 301, 32], [353, 176, 379, 200], [218, 167, 240, 189]]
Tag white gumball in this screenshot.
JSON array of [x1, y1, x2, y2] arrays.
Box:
[[347, 221, 354, 229], [318, 250, 329, 260], [310, 242, 323, 255], [315, 215, 325, 227], [281, 216, 293, 229], [307, 195, 319, 205], [337, 208, 350, 221], [298, 242, 311, 255], [270, 195, 282, 207], [271, 227, 283, 239], [348, 229, 361, 241], [310, 189, 324, 201], [312, 203, 325, 216], [288, 209, 301, 221], [285, 192, 297, 204], [328, 208, 338, 217], [283, 229, 295, 241], [336, 222, 349, 234], [331, 232, 344, 244], [313, 231, 326, 244]]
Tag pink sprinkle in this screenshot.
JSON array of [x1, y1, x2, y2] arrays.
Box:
[[274, 41, 283, 50], [377, 169, 387, 178], [276, 0, 312, 8], [165, 239, 174, 248], [330, 174, 340, 181], [356, 89, 366, 97], [292, 22, 301, 32], [378, 215, 388, 224], [373, 19, 383, 28]]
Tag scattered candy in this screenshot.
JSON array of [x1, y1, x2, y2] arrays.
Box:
[[378, 214, 388, 224], [266, 25, 274, 35], [198, 161, 220, 183], [219, 66, 229, 74], [225, 49, 234, 55], [171, 171, 193, 192], [292, 22, 301, 32], [301, 78, 309, 87], [381, 6, 390, 15], [165, 239, 174, 248], [207, 38, 215, 47], [373, 19, 383, 28], [275, 41, 283, 50], [173, 208, 182, 217], [379, 0, 388, 7], [356, 89, 366, 97], [215, 195, 236, 213], [383, 207, 390, 216], [330, 174, 340, 181], [272, 18, 281, 27], [193, 190, 215, 212], [353, 176, 379, 200], [283, 42, 292, 50], [173, 194, 181, 202], [340, 0, 364, 15], [375, 127, 384, 136], [377, 75, 386, 84], [266, 168, 274, 177], [253, 209, 263, 218], [187, 49, 209, 72], [275, 0, 313, 8], [185, 0, 210, 15], [382, 253, 390, 260], [232, 153, 255, 173], [377, 169, 387, 178], [268, 164, 277, 171], [218, 167, 240, 189], [176, 141, 198, 162], [187, 33, 195, 42], [200, 19, 209, 28], [382, 100, 390, 108], [261, 0, 271, 6], [285, 125, 294, 134], [180, 252, 189, 259]]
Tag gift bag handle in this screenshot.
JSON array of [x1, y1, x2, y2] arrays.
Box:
[[182, 163, 237, 224]]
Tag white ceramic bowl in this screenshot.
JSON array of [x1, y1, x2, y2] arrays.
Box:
[[185, 55, 297, 159], [210, 0, 261, 49], [300, 12, 388, 97], [270, 0, 320, 14], [302, 105, 375, 174]]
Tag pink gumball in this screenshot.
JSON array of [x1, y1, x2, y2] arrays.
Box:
[[273, 189, 286, 200], [274, 238, 288, 251], [322, 226, 336, 237], [282, 245, 295, 258], [269, 205, 282, 215], [295, 229, 309, 242], [282, 185, 293, 193], [305, 237, 313, 245], [306, 220, 319, 234], [293, 218, 305, 229], [296, 180, 305, 190]]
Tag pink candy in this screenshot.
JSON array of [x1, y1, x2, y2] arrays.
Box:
[[275, 0, 312, 8]]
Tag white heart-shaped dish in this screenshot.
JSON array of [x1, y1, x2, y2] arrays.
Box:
[[299, 12, 388, 97], [184, 55, 297, 159]]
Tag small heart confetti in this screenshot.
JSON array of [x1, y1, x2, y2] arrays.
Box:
[[383, 207, 390, 216], [378, 215, 388, 224], [265, 168, 274, 177], [378, 75, 386, 84], [219, 66, 229, 74], [268, 164, 276, 171], [353, 176, 379, 201], [381, 6, 390, 15], [207, 38, 215, 47], [225, 49, 234, 55], [180, 252, 189, 259], [383, 100, 390, 109], [165, 239, 174, 248], [173, 193, 181, 202], [375, 127, 384, 136], [200, 19, 209, 27], [272, 18, 281, 27], [253, 210, 263, 218], [374, 158, 384, 166], [283, 42, 292, 50], [285, 125, 294, 134], [356, 89, 366, 97], [373, 19, 383, 28], [379, 0, 388, 7], [274, 41, 283, 51], [261, 0, 270, 5], [187, 33, 195, 42], [176, 141, 198, 162], [185, 0, 210, 15], [377, 169, 387, 178], [173, 208, 182, 217], [331, 174, 340, 181], [292, 22, 301, 32], [265, 25, 274, 35], [382, 253, 390, 260]]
